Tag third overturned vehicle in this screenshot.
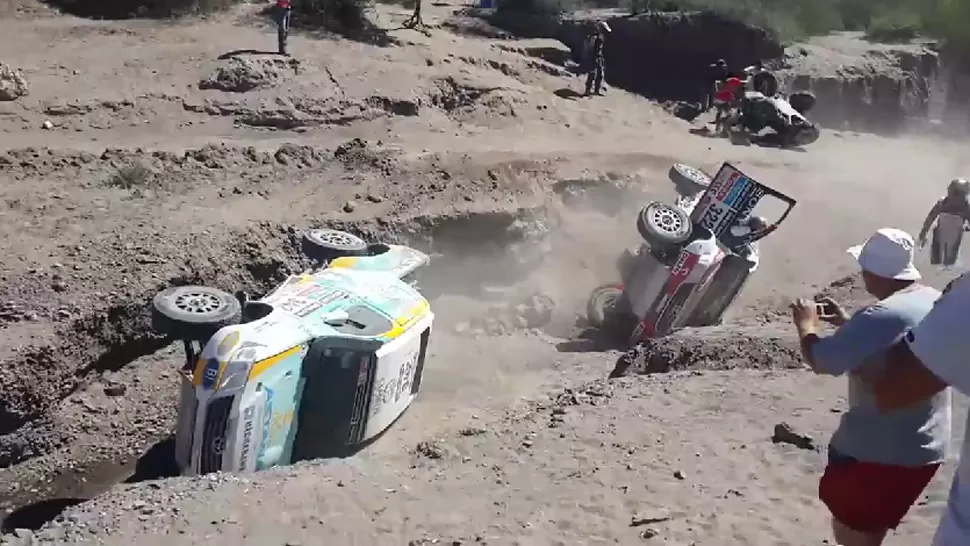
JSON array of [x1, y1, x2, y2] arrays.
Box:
[[587, 162, 796, 343], [732, 90, 820, 148], [151, 229, 433, 476]]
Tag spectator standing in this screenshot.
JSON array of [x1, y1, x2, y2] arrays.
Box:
[[274, 0, 292, 56], [704, 58, 729, 111], [584, 21, 610, 97], [918, 178, 970, 267], [790, 227, 950, 546], [869, 270, 970, 546], [712, 74, 744, 134]]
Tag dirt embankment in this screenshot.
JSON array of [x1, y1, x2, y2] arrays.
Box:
[[485, 8, 944, 134], [780, 33, 941, 133], [0, 0, 967, 543]]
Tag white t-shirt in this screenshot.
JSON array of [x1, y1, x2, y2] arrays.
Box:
[[905, 273, 970, 546]]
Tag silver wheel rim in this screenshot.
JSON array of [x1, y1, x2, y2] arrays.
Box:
[[650, 206, 683, 235], [676, 164, 708, 184], [174, 291, 222, 315], [311, 229, 363, 249]]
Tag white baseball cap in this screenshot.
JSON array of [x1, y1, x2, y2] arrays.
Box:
[[846, 228, 921, 281]]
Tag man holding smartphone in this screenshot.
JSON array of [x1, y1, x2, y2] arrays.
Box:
[[790, 227, 951, 546]]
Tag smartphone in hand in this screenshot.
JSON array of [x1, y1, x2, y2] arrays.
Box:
[[815, 301, 837, 318]]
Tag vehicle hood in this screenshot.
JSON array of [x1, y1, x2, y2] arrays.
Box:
[[263, 267, 430, 338]]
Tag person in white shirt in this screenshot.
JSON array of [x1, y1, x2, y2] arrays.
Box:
[[870, 271, 970, 546]]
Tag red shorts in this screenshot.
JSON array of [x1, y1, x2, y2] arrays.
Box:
[[819, 448, 940, 532]]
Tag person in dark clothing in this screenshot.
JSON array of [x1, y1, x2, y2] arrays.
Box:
[[584, 21, 610, 97], [918, 178, 970, 267], [704, 59, 729, 111], [273, 0, 292, 56]]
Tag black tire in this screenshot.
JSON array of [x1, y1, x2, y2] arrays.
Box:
[[637, 202, 692, 246], [587, 283, 622, 328], [788, 91, 816, 115], [152, 285, 242, 342], [301, 229, 368, 262], [791, 122, 820, 147], [668, 163, 711, 193]]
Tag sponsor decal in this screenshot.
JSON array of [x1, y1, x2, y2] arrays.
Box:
[[258, 387, 274, 464], [642, 251, 699, 338], [734, 184, 766, 220], [201, 358, 220, 390], [395, 351, 418, 403], [237, 405, 257, 471], [316, 289, 350, 305], [294, 301, 324, 318], [721, 172, 748, 207], [670, 251, 697, 281]]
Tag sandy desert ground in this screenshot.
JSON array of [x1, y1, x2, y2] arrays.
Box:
[[0, 1, 968, 544]]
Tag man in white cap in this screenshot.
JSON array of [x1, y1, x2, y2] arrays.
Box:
[[790, 227, 951, 546]]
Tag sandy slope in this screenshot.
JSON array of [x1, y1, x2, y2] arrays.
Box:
[[0, 1, 968, 544]]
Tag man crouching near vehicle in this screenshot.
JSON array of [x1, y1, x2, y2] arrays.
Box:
[[790, 227, 951, 546]]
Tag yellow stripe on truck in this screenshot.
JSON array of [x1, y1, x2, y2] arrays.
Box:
[[383, 300, 431, 340], [192, 357, 208, 386], [248, 345, 304, 381], [328, 257, 361, 269]]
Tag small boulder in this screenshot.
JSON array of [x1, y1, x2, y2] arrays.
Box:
[[0, 63, 28, 101]]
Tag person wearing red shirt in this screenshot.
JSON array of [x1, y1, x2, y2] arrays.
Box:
[[274, 0, 292, 56], [712, 75, 743, 133]]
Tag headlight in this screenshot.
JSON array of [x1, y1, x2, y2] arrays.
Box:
[[218, 361, 252, 391]]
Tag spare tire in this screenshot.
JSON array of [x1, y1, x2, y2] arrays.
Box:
[[668, 163, 711, 194], [302, 229, 369, 262], [789, 91, 816, 115], [152, 285, 242, 342], [637, 201, 692, 246]]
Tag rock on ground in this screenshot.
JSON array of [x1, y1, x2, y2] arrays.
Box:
[[0, 63, 27, 101]]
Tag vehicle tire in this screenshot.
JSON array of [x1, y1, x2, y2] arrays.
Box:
[[301, 229, 369, 262], [788, 91, 816, 115], [637, 202, 692, 246], [792, 122, 820, 147], [668, 163, 711, 193], [587, 283, 622, 329], [152, 285, 242, 342]]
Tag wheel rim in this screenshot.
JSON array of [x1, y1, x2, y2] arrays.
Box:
[[677, 164, 707, 184], [650, 206, 683, 235], [174, 291, 223, 315], [312, 229, 363, 248]]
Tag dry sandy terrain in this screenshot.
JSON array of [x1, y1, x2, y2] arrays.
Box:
[[0, 1, 968, 544]]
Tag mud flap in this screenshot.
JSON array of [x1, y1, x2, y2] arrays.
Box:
[[688, 254, 753, 327]]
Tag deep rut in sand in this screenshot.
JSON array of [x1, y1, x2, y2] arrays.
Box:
[[0, 174, 810, 534], [0, 203, 561, 530]]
